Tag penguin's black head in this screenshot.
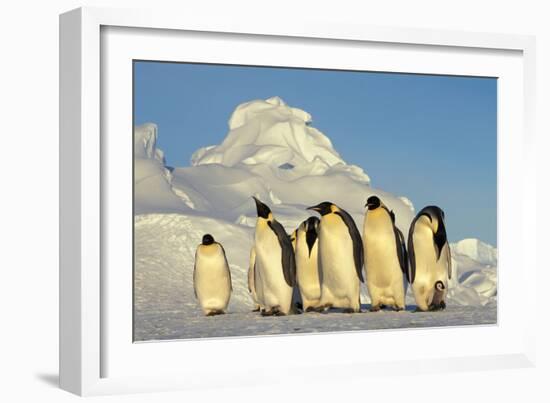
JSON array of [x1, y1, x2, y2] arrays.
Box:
[[252, 196, 271, 219], [305, 216, 320, 232], [303, 216, 320, 257], [307, 201, 333, 216], [418, 206, 446, 232], [365, 195, 381, 210], [202, 234, 215, 245], [435, 281, 445, 291]]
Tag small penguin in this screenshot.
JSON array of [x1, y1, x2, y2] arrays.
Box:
[[252, 197, 296, 316], [294, 216, 321, 312], [248, 246, 261, 312], [193, 234, 232, 316], [407, 206, 452, 311], [429, 281, 446, 311], [363, 196, 407, 311], [307, 202, 364, 313]]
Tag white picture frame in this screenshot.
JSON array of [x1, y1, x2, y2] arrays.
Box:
[[59, 6, 537, 396]]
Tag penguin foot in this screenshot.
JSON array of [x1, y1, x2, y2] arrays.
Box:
[[393, 305, 405, 312], [272, 306, 287, 316], [252, 307, 261, 312], [206, 309, 225, 316], [323, 303, 333, 312], [429, 301, 447, 311], [261, 306, 284, 316], [305, 306, 317, 313], [291, 307, 303, 315], [342, 308, 359, 314], [369, 305, 381, 312]]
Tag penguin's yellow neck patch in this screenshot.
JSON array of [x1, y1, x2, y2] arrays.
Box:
[[256, 214, 273, 230], [367, 207, 390, 224], [369, 207, 385, 217], [417, 216, 434, 233], [199, 243, 218, 255], [330, 204, 338, 213]]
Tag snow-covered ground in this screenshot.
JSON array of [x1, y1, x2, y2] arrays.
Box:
[[134, 97, 497, 341]]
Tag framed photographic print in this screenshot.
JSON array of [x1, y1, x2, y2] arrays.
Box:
[[60, 6, 536, 396]]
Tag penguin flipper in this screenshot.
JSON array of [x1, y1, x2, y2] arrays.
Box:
[[218, 243, 233, 291], [394, 226, 408, 277], [433, 218, 448, 261], [247, 265, 253, 293], [268, 220, 296, 287], [442, 241, 452, 280], [334, 210, 364, 283], [193, 257, 198, 299], [248, 246, 256, 293], [407, 216, 418, 284]]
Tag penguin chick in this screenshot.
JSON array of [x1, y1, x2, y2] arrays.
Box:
[[429, 280, 447, 311]]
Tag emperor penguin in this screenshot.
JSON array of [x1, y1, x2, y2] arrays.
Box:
[[193, 234, 232, 316], [247, 246, 261, 312], [252, 197, 296, 316], [307, 202, 364, 313], [294, 216, 321, 312], [407, 206, 452, 311], [363, 196, 408, 311]]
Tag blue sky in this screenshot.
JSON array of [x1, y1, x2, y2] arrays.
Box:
[[134, 61, 497, 245]]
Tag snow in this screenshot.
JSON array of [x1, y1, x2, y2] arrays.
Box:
[[447, 239, 498, 306], [134, 123, 191, 214], [133, 97, 498, 341], [136, 305, 496, 341]]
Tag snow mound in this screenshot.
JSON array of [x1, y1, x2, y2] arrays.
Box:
[[131, 98, 415, 234], [134, 123, 190, 214], [191, 97, 370, 184], [448, 239, 497, 306], [453, 238, 497, 266]]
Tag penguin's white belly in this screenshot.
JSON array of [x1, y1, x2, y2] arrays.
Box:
[[365, 232, 402, 288], [295, 241, 321, 305], [255, 228, 293, 313], [412, 234, 448, 309], [318, 215, 359, 306], [364, 230, 405, 307], [195, 252, 231, 313]]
